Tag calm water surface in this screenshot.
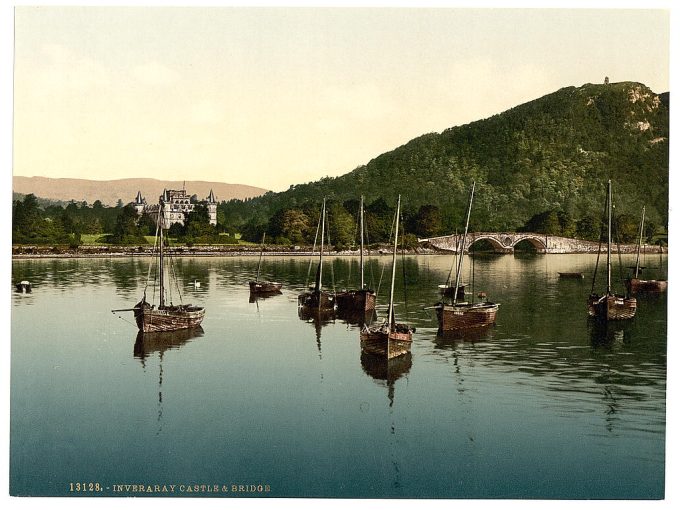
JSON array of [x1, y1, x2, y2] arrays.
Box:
[[10, 253, 667, 498]]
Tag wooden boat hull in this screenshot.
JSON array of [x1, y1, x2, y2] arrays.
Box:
[[298, 290, 336, 311], [436, 302, 499, 332], [336, 289, 376, 313], [249, 280, 283, 293], [587, 294, 637, 321], [360, 324, 413, 359], [625, 278, 667, 294], [134, 304, 205, 333], [438, 284, 465, 300]]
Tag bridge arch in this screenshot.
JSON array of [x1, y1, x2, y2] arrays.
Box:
[[510, 235, 547, 252], [467, 235, 507, 252]]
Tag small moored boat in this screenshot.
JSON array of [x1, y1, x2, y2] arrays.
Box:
[[336, 196, 376, 314], [625, 206, 667, 294], [587, 180, 636, 321], [113, 195, 205, 333], [298, 198, 335, 311], [360, 195, 414, 359], [434, 182, 499, 333], [249, 232, 283, 295], [15, 280, 32, 293]]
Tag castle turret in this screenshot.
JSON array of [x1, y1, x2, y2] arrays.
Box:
[[133, 190, 146, 215], [206, 189, 217, 226]]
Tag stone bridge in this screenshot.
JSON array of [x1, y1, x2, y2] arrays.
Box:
[[419, 232, 640, 254]]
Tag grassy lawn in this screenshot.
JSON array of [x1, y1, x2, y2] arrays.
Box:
[[80, 234, 110, 246], [79, 233, 255, 247]]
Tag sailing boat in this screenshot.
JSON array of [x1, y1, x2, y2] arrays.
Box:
[[336, 195, 377, 313], [434, 182, 499, 333], [298, 199, 336, 311], [625, 206, 667, 294], [360, 195, 414, 359], [249, 232, 283, 294], [437, 232, 466, 300], [588, 180, 637, 320], [112, 197, 205, 332]]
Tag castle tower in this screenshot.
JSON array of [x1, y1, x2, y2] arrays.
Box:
[[133, 190, 146, 216], [206, 189, 218, 226]]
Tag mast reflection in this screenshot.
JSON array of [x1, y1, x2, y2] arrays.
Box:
[[298, 307, 335, 356], [133, 327, 204, 435], [360, 351, 412, 407]]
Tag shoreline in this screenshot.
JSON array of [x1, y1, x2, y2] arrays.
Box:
[[11, 243, 665, 259]]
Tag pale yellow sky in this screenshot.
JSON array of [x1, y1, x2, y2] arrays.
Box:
[[12, 6, 670, 191]]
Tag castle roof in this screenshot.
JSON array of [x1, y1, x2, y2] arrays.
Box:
[[207, 189, 217, 203]]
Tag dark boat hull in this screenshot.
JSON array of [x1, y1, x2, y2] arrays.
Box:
[[298, 290, 335, 311], [249, 280, 283, 293], [438, 284, 466, 300], [625, 278, 667, 294], [587, 294, 637, 321], [360, 324, 413, 359], [336, 289, 376, 313], [436, 302, 499, 332], [134, 304, 205, 333]]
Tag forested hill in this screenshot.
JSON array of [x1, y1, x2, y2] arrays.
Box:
[[223, 81, 668, 238]]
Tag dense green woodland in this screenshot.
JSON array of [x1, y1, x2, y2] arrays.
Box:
[[13, 81, 669, 247]]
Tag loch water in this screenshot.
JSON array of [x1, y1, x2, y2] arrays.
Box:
[[10, 253, 667, 498]]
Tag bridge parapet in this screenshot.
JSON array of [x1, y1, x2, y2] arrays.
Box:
[[419, 233, 642, 254]]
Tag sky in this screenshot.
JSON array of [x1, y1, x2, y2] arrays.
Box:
[[10, 3, 671, 192]]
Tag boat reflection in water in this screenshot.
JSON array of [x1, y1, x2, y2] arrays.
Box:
[[249, 289, 282, 303], [588, 320, 630, 350], [337, 308, 376, 328], [434, 323, 495, 346], [360, 351, 412, 407], [133, 326, 205, 361]]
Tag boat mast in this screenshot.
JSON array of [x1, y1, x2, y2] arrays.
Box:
[[388, 195, 401, 327], [453, 181, 475, 305], [316, 199, 326, 293], [634, 206, 645, 279], [256, 232, 266, 282], [606, 179, 612, 295], [360, 195, 365, 289], [159, 201, 165, 308]]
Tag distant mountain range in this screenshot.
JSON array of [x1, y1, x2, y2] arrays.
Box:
[[12, 177, 268, 206]]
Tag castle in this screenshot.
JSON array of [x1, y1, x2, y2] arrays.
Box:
[[133, 188, 217, 228]]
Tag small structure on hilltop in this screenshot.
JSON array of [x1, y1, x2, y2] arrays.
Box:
[[133, 187, 217, 228]]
